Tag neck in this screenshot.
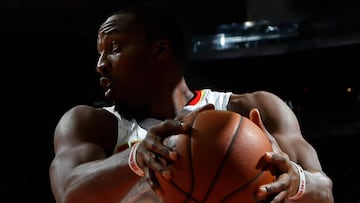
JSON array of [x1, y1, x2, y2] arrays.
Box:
[[172, 77, 194, 113], [152, 77, 194, 119], [116, 77, 194, 121]]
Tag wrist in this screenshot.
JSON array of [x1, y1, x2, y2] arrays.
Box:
[[128, 142, 145, 177], [288, 161, 306, 200]]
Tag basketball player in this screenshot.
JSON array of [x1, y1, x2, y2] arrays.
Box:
[[49, 3, 334, 203]]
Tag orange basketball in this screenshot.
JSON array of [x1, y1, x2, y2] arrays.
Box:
[[156, 109, 275, 203]]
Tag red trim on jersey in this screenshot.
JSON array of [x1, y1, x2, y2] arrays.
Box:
[[115, 141, 139, 153], [187, 90, 202, 105], [115, 144, 129, 153]]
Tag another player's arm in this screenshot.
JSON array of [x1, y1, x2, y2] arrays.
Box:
[[49, 105, 141, 203], [228, 91, 334, 203]]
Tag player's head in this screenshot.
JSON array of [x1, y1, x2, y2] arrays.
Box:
[[96, 4, 187, 115], [104, 4, 187, 60]]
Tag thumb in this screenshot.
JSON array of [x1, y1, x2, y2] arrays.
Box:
[[249, 108, 282, 153], [249, 108, 267, 133]]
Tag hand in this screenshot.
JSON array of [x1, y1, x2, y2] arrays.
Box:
[[175, 103, 215, 125], [249, 108, 302, 203], [136, 104, 215, 195]]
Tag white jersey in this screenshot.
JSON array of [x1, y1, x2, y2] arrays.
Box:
[[102, 89, 232, 202]]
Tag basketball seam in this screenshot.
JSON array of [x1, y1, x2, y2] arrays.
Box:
[[168, 132, 201, 203], [202, 116, 244, 202], [188, 130, 196, 202], [220, 171, 266, 202]]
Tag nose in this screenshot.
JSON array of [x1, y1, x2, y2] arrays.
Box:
[[96, 52, 110, 74]]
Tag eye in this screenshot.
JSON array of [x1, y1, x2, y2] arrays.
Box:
[[111, 41, 120, 52]]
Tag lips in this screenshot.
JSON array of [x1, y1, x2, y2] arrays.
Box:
[[100, 76, 113, 96], [100, 76, 112, 88]]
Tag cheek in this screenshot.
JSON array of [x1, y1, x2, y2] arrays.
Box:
[[114, 47, 150, 69], [111, 46, 155, 83]]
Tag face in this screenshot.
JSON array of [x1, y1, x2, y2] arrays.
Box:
[[96, 14, 160, 109]]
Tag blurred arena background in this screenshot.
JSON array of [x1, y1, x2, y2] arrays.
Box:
[[1, 0, 359, 202]]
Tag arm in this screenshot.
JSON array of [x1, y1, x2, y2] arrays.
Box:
[[228, 91, 334, 203], [49, 105, 141, 203]]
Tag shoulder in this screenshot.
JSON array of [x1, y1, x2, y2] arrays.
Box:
[[228, 90, 284, 114], [54, 105, 118, 151], [228, 90, 300, 135], [230, 90, 280, 102], [58, 105, 117, 127]]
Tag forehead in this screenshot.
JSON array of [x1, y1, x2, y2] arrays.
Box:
[[98, 13, 136, 35]]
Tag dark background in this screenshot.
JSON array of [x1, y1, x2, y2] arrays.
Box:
[[2, 0, 359, 202]]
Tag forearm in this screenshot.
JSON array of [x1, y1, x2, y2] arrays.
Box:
[[286, 171, 334, 203], [62, 150, 141, 203]]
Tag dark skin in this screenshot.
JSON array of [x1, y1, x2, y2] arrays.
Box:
[[49, 11, 334, 203]]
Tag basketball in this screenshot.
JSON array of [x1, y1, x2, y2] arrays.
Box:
[[156, 109, 275, 203]]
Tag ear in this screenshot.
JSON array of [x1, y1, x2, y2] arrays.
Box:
[[153, 40, 170, 56]]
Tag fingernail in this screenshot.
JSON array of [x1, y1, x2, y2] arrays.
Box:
[[265, 152, 272, 157], [169, 151, 178, 160], [259, 186, 268, 193], [175, 120, 183, 127], [256, 186, 267, 198], [162, 170, 172, 180], [156, 188, 163, 196]]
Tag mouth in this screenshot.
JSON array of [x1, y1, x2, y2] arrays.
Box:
[[99, 76, 113, 96]]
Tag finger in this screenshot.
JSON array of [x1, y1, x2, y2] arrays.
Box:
[[257, 173, 290, 200], [175, 103, 215, 123], [145, 119, 189, 160], [149, 119, 189, 139], [145, 165, 164, 196], [136, 140, 171, 172], [262, 182, 289, 203], [270, 190, 288, 203], [263, 152, 293, 174], [141, 149, 172, 179]]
